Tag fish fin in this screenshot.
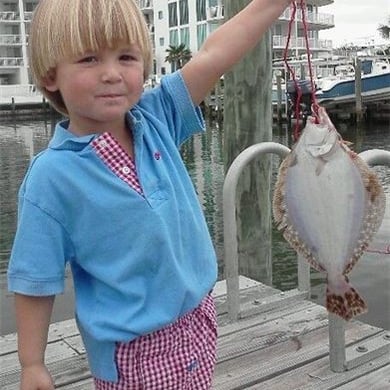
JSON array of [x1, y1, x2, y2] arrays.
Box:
[[273, 153, 294, 223], [326, 276, 367, 320], [289, 152, 298, 167]]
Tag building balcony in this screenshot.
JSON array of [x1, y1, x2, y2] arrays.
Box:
[[279, 8, 334, 29], [138, 0, 153, 14], [273, 35, 333, 51], [0, 11, 20, 22], [0, 57, 24, 67], [207, 5, 224, 21], [24, 12, 34, 21], [309, 0, 334, 6], [0, 35, 23, 46]]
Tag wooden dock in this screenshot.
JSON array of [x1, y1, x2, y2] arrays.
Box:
[[1, 276, 389, 389]]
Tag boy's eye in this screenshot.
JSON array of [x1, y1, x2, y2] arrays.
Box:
[[120, 54, 138, 61], [79, 56, 97, 63]]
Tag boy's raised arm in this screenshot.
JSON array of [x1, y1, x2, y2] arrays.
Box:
[[181, 0, 292, 105]]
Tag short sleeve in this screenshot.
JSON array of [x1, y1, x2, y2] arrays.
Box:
[[137, 71, 206, 146], [7, 196, 74, 296]]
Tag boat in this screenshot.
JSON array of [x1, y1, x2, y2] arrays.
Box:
[[315, 57, 390, 105]]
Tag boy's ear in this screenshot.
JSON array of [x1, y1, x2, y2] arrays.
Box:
[[42, 70, 58, 92]]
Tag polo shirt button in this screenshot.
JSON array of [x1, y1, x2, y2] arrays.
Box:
[[122, 166, 131, 174]]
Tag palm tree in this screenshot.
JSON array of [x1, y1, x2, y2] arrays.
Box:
[[165, 43, 192, 72], [378, 16, 390, 40]]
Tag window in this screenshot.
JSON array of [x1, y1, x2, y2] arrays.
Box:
[[180, 27, 190, 48], [25, 2, 36, 12], [197, 24, 207, 49], [169, 29, 179, 46], [158, 11, 163, 19], [274, 24, 282, 36], [168, 2, 178, 27], [159, 37, 165, 46], [179, 0, 189, 25], [196, 0, 206, 21]]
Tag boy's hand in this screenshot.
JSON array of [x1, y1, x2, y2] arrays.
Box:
[[20, 364, 54, 390]]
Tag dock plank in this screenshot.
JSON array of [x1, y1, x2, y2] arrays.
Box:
[[217, 303, 328, 362], [337, 364, 390, 390], [1, 279, 389, 390], [214, 320, 383, 390]]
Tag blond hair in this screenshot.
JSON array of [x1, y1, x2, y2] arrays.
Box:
[[29, 0, 152, 115]]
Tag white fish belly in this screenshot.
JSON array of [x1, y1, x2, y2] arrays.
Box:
[[284, 147, 366, 274]]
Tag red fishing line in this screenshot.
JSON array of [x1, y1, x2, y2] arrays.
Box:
[[283, 1, 320, 141]]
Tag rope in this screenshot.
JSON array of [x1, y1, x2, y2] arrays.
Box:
[[283, 1, 320, 141]]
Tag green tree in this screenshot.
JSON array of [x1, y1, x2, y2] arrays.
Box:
[[378, 16, 390, 39], [165, 43, 192, 72]]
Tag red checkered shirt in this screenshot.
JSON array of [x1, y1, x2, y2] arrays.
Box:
[[92, 132, 143, 195]]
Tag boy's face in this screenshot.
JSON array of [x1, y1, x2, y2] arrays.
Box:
[[44, 43, 145, 134]]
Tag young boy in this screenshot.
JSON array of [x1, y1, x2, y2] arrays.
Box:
[[8, 0, 293, 388]]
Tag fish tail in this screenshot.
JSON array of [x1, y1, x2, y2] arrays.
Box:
[[326, 276, 367, 321]]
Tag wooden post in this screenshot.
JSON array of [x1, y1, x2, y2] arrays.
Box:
[[276, 73, 283, 124], [11, 96, 16, 116], [329, 314, 346, 372], [354, 58, 363, 124], [223, 0, 273, 285]]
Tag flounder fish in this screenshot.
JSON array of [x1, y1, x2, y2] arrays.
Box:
[[273, 107, 386, 320]]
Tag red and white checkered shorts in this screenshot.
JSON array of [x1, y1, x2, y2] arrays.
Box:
[[94, 294, 217, 389]]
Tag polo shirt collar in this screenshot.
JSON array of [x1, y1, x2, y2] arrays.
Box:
[[49, 111, 142, 151]]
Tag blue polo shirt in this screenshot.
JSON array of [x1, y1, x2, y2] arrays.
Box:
[[8, 71, 218, 381]]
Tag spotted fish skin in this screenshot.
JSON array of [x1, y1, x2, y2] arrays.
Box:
[[273, 107, 386, 321]]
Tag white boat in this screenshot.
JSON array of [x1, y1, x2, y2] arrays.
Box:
[[315, 57, 390, 105]]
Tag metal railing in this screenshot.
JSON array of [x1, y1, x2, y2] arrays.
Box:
[[279, 8, 334, 27], [207, 5, 224, 20], [0, 57, 24, 67], [223, 142, 390, 372], [0, 11, 19, 21], [0, 34, 23, 45], [273, 35, 333, 51], [0, 84, 40, 99], [137, 0, 153, 11]]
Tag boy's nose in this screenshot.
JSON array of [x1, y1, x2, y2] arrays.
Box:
[[101, 64, 122, 83]]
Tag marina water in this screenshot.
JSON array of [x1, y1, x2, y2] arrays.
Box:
[[1, 117, 389, 335]]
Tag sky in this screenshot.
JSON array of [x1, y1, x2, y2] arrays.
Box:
[[319, 0, 389, 47]]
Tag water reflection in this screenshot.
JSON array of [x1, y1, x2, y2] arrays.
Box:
[[0, 117, 389, 334]]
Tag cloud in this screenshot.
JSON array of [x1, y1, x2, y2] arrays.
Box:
[[320, 1, 389, 46]]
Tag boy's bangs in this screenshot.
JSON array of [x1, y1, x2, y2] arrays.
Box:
[[57, 1, 147, 59]]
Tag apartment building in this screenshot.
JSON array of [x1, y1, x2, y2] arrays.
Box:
[[0, 0, 335, 88], [140, 0, 335, 78], [0, 0, 38, 85]]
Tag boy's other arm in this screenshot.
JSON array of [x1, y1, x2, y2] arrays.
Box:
[[15, 294, 55, 390], [181, 0, 292, 105]]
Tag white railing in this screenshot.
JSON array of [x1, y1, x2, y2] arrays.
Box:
[[24, 12, 34, 21], [0, 35, 23, 45], [138, 0, 153, 10], [207, 5, 224, 20], [273, 35, 333, 50], [0, 57, 24, 67], [279, 8, 334, 27], [0, 84, 40, 99], [0, 11, 19, 21]]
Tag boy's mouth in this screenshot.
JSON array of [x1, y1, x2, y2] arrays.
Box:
[[97, 94, 123, 98]]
